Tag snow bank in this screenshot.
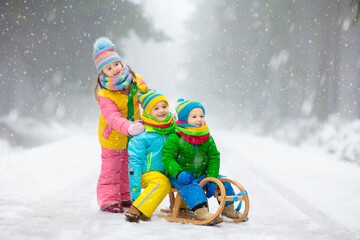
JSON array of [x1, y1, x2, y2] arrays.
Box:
[[0, 115, 95, 154], [271, 116, 360, 165]]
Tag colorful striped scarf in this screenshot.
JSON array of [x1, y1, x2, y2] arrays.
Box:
[[175, 121, 210, 144], [141, 112, 175, 135], [99, 65, 133, 91]]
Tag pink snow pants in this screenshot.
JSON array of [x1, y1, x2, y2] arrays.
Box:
[[97, 147, 130, 210]]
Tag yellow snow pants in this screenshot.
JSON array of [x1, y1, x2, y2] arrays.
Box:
[[133, 171, 171, 217]]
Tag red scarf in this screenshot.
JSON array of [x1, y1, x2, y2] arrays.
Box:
[[176, 131, 210, 144]]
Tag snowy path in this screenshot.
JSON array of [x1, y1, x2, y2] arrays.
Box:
[[1, 130, 360, 240]]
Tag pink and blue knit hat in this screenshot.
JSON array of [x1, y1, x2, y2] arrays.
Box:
[[175, 98, 205, 122], [93, 37, 122, 73]]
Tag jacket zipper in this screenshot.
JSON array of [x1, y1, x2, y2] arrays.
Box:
[[147, 152, 152, 171], [193, 145, 198, 177], [163, 134, 168, 175]]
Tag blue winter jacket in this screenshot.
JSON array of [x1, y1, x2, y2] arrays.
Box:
[[128, 126, 170, 200]]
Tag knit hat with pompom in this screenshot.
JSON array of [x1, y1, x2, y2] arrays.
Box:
[[93, 37, 122, 73], [137, 89, 168, 114], [175, 98, 205, 123]]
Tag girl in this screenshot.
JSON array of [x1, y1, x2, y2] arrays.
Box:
[[125, 90, 175, 222], [93, 37, 148, 213], [162, 98, 241, 225]]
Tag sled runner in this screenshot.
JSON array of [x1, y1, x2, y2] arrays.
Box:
[[159, 177, 250, 225]]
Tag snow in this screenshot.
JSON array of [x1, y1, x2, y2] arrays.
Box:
[[1, 129, 360, 240], [269, 50, 290, 72], [271, 117, 360, 165]]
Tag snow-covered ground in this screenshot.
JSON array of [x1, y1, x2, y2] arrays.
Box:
[[1, 129, 360, 240]]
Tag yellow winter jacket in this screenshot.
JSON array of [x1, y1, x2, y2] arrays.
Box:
[[97, 74, 143, 150]]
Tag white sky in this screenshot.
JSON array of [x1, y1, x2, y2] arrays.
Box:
[[134, 0, 195, 38], [121, 0, 197, 107]]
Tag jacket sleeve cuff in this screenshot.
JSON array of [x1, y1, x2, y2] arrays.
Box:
[[174, 170, 183, 179], [130, 189, 141, 201]]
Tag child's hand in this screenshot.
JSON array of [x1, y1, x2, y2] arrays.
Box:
[[177, 171, 194, 184], [205, 182, 216, 198], [128, 121, 145, 136]]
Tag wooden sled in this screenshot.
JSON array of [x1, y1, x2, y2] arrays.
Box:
[[159, 177, 250, 225]]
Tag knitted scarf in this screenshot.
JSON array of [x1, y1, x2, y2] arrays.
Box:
[[141, 112, 175, 135], [98, 65, 133, 91], [175, 121, 210, 144]]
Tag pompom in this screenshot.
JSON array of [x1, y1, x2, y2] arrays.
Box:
[[93, 37, 113, 51], [139, 84, 148, 93], [177, 98, 185, 103]]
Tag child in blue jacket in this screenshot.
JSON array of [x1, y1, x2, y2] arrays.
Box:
[[125, 90, 175, 222]]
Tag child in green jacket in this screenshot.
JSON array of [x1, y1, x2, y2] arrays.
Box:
[[162, 98, 240, 225]]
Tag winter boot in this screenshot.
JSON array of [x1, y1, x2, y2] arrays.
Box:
[[125, 205, 151, 223], [125, 205, 141, 223], [194, 207, 223, 225], [139, 213, 151, 221], [221, 203, 240, 219], [103, 203, 124, 213], [121, 199, 133, 208]]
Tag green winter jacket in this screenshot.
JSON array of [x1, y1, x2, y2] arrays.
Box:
[[162, 133, 220, 179]]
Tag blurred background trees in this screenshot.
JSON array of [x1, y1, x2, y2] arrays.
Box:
[[0, 0, 166, 121], [0, 0, 359, 152], [183, 0, 360, 127]]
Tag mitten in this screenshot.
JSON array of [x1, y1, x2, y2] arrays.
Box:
[[128, 121, 145, 136], [205, 182, 217, 198], [177, 171, 194, 185]]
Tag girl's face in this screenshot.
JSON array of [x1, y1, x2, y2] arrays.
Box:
[[150, 101, 169, 121], [187, 108, 206, 128], [102, 61, 124, 78]]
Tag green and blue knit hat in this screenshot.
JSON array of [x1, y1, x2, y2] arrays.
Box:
[[175, 98, 205, 122]]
